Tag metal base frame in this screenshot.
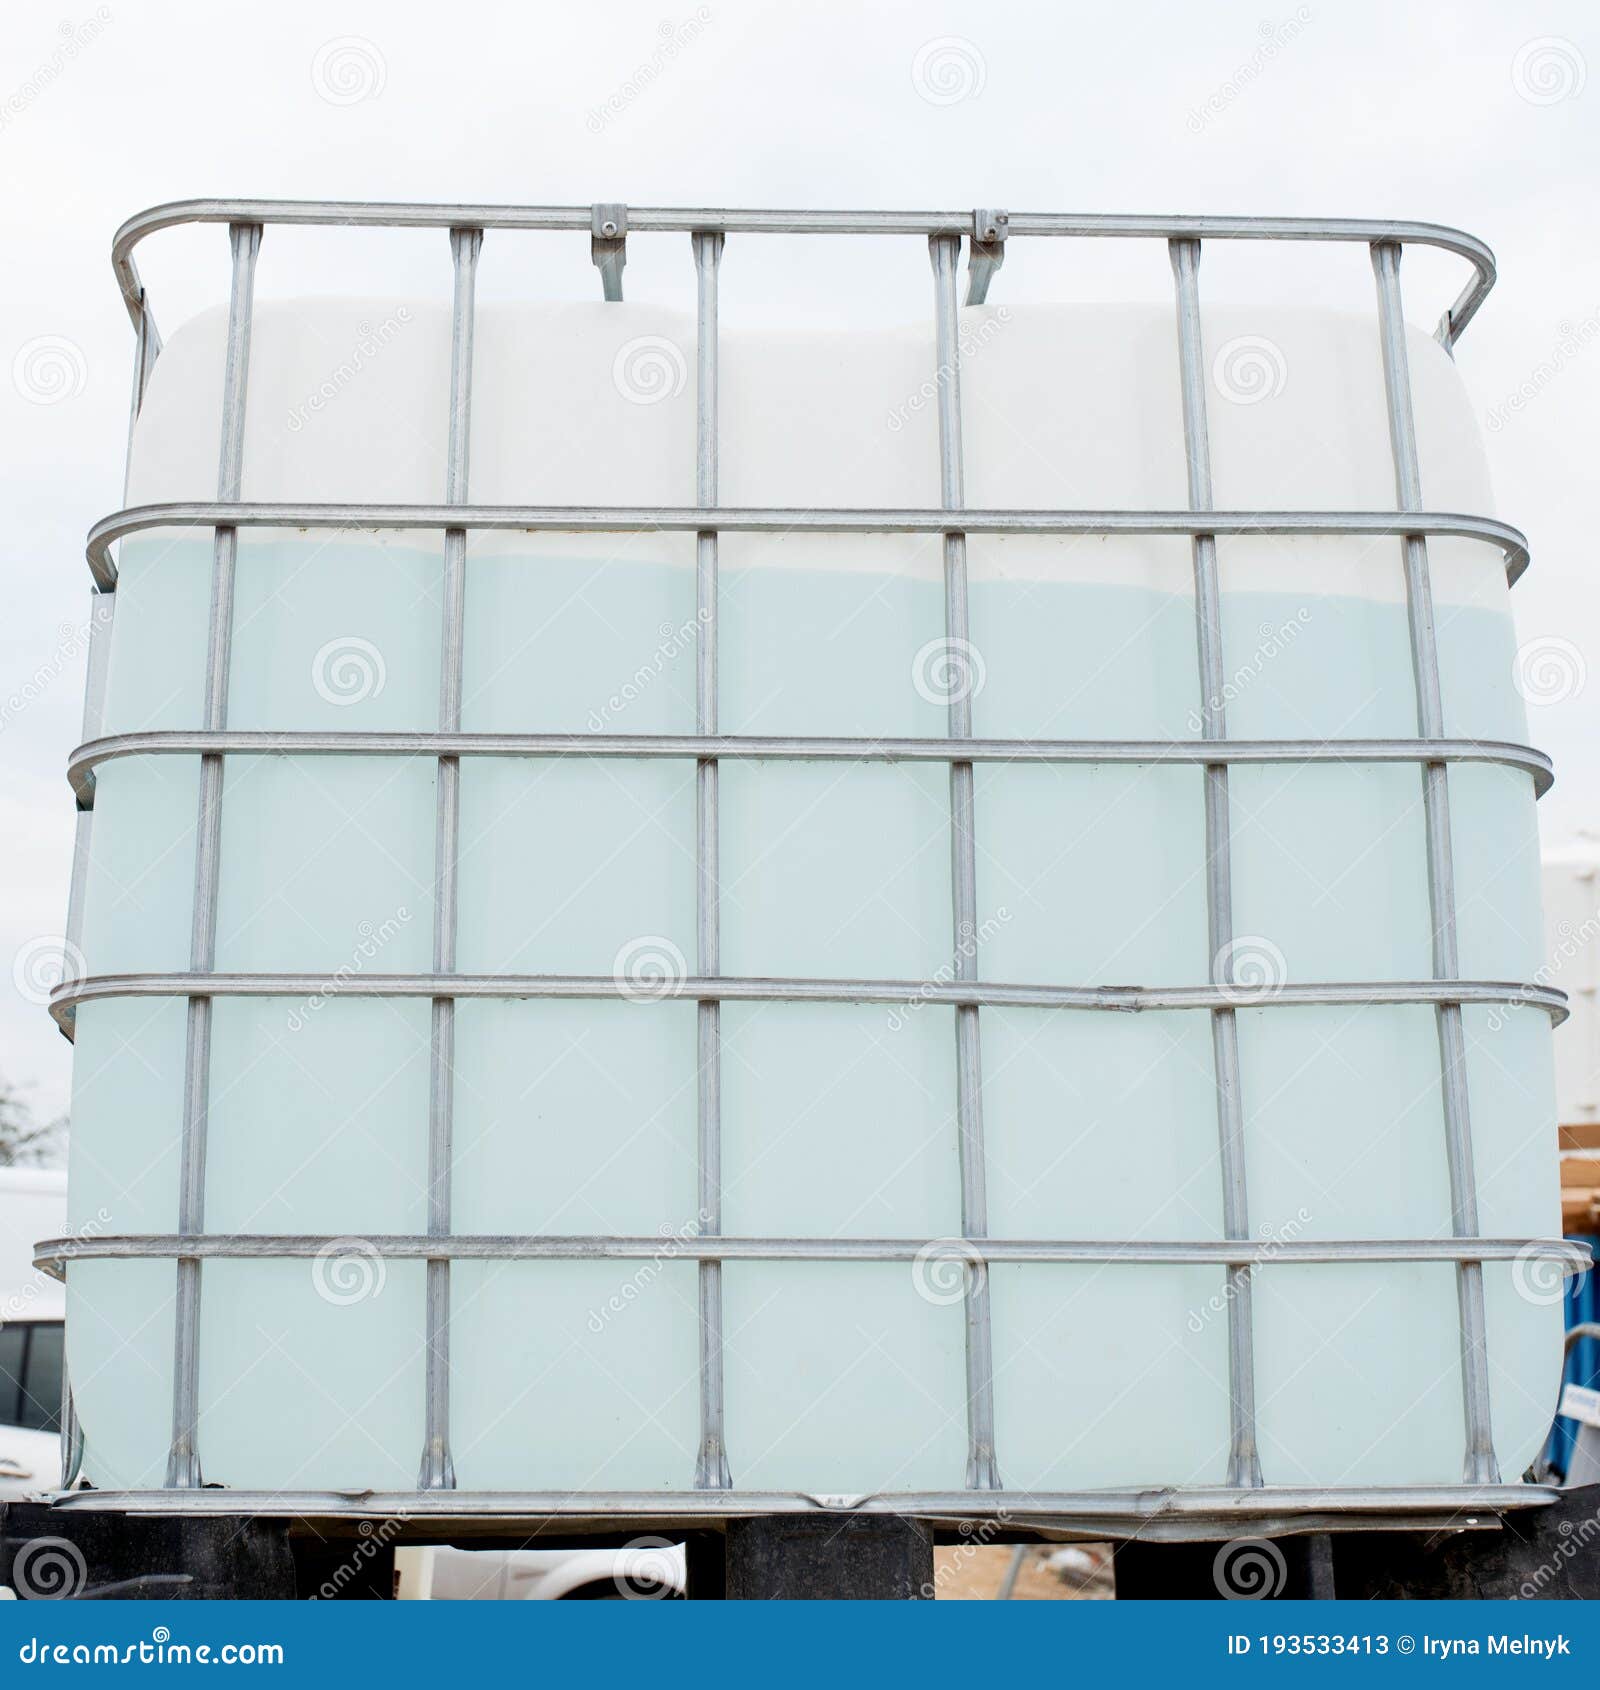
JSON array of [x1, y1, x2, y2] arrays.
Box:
[[42, 1484, 1560, 1545]]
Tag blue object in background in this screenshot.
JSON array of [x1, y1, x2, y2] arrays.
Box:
[[1549, 1235, 1600, 1477]]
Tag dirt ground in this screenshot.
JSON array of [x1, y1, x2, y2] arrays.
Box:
[[931, 1543, 1114, 1599]]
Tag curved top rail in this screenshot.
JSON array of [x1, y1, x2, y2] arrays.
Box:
[[84, 501, 1532, 594], [110, 199, 1498, 348]]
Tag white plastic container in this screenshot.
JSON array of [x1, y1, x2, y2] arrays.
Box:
[[64, 292, 1561, 1498]]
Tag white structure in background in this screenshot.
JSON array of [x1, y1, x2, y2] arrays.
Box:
[[1544, 834, 1600, 1129], [395, 1542, 684, 1600], [0, 1168, 65, 1497]]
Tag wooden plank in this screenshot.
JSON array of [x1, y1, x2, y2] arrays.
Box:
[[1560, 1156, 1600, 1188], [1561, 1122, 1600, 1153], [1564, 1189, 1600, 1232]]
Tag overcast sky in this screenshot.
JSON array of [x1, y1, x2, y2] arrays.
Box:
[[2, 0, 1596, 1122]]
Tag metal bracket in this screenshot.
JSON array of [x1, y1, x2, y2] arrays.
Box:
[[965, 208, 1008, 306], [591, 203, 627, 301]]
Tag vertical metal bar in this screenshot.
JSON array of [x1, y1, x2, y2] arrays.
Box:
[[1372, 240, 1497, 1484], [65, 589, 114, 875], [591, 204, 627, 302], [1170, 238, 1262, 1490], [419, 226, 482, 1491], [692, 230, 732, 1490], [166, 220, 260, 1488], [64, 594, 115, 985], [121, 291, 155, 502], [929, 232, 1000, 1491]]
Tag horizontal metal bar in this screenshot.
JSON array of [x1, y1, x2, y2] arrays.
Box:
[[110, 201, 1496, 347], [36, 1490, 1550, 1541], [65, 730, 1555, 807], [84, 501, 1530, 591], [34, 1233, 1588, 1278], [47, 1484, 1555, 1534], [49, 972, 1568, 1038]]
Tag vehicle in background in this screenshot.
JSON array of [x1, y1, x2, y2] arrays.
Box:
[[396, 1542, 685, 1600], [0, 1168, 66, 1498]]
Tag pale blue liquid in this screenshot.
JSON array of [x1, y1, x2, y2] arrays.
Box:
[[69, 545, 1559, 1492]]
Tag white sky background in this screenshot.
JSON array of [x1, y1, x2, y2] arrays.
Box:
[[0, 0, 1596, 1124]]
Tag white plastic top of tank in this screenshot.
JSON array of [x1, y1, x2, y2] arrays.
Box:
[[124, 297, 1505, 610]]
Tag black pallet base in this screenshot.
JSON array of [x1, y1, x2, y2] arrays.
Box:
[[1115, 1484, 1600, 1600], [4, 1490, 1599, 1600]]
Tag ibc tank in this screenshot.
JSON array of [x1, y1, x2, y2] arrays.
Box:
[[49, 206, 1579, 1520]]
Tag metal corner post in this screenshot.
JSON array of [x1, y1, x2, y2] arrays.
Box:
[[692, 228, 732, 1490], [1371, 239, 1497, 1485], [166, 219, 261, 1488], [929, 231, 1000, 1492], [419, 225, 482, 1491], [1169, 236, 1263, 1490]]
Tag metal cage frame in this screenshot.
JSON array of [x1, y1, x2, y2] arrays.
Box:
[[39, 199, 1589, 1535]]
